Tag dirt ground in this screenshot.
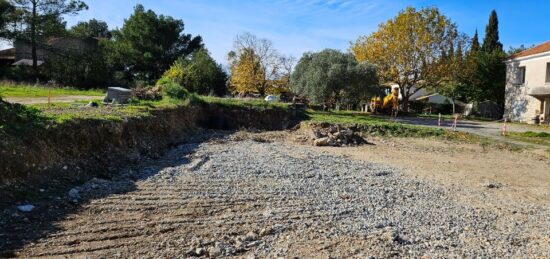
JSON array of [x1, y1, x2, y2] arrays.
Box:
[[2, 131, 549, 257], [304, 135, 550, 209]]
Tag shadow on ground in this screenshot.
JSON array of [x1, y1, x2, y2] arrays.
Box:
[[0, 131, 231, 257]]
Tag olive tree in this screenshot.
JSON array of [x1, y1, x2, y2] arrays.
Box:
[[290, 49, 378, 107]]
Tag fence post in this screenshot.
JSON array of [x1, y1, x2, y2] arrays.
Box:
[[502, 118, 507, 136]]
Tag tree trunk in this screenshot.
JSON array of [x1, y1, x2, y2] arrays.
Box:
[[402, 97, 409, 114], [400, 86, 409, 113], [31, 1, 37, 77]]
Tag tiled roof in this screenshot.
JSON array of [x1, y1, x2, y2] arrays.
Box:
[[510, 41, 550, 59]]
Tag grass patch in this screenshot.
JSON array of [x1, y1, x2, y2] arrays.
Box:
[[507, 131, 550, 147], [196, 96, 290, 110], [0, 84, 105, 98], [305, 110, 444, 137]]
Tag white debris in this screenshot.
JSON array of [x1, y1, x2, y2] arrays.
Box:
[[17, 204, 35, 212]]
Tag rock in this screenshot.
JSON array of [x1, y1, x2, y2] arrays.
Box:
[[244, 231, 259, 241], [68, 188, 80, 200], [246, 240, 261, 248], [86, 101, 99, 107], [482, 182, 502, 189], [208, 243, 223, 257], [314, 137, 330, 146], [195, 247, 206, 256], [382, 229, 399, 242], [259, 227, 273, 236], [17, 204, 34, 212]]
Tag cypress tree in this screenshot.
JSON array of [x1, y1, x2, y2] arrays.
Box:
[[471, 29, 480, 52], [481, 10, 503, 52]]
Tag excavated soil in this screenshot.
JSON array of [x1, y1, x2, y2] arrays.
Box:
[[2, 132, 549, 258]]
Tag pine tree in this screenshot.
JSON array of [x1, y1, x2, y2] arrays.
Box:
[[471, 29, 480, 52], [481, 10, 503, 52]]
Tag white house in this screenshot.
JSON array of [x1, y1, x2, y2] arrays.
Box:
[[504, 41, 550, 124]]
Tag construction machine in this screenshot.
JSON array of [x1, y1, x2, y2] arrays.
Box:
[[370, 86, 399, 117]]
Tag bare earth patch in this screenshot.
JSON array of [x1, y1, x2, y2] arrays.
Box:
[[2, 132, 549, 258]]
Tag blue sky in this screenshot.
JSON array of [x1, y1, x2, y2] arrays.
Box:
[[6, 0, 550, 64]]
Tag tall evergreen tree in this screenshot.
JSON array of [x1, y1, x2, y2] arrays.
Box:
[[0, 0, 14, 37], [481, 10, 503, 52], [471, 29, 480, 52]]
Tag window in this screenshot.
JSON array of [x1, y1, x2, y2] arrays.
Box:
[[546, 63, 550, 83], [517, 66, 526, 85]]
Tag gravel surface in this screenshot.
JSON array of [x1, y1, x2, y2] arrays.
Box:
[[10, 136, 550, 258]]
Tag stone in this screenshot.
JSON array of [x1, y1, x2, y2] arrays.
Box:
[[68, 188, 80, 200], [17, 204, 34, 212], [195, 247, 206, 256], [482, 182, 503, 189], [314, 137, 330, 146], [245, 231, 259, 241], [259, 227, 272, 236], [86, 101, 99, 107], [246, 240, 261, 248], [208, 243, 223, 257]]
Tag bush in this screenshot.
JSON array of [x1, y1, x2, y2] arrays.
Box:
[[160, 80, 188, 100]]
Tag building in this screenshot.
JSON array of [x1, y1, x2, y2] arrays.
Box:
[[0, 37, 99, 67], [0, 48, 15, 66], [504, 41, 550, 124]]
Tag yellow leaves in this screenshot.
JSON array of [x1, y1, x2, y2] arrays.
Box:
[[229, 49, 266, 95], [350, 6, 459, 93]]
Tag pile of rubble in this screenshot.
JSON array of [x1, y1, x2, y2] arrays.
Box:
[[310, 125, 368, 147]]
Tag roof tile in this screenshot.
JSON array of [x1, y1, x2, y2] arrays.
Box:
[[510, 41, 550, 59]]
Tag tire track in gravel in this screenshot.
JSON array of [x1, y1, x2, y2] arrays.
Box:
[[12, 139, 550, 258]]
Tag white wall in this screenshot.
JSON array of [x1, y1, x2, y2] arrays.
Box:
[[504, 52, 550, 122]]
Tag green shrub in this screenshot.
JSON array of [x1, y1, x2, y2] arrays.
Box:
[[161, 80, 188, 100]]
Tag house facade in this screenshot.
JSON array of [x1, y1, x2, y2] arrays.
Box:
[[0, 37, 99, 67], [504, 41, 550, 124]]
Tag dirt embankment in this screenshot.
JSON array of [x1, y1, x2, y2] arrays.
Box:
[[0, 103, 298, 188]]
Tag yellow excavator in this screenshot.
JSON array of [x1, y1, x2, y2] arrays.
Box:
[[370, 86, 399, 117]]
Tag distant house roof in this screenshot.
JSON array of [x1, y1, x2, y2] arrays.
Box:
[[12, 59, 45, 66], [0, 48, 15, 59], [510, 41, 550, 59]]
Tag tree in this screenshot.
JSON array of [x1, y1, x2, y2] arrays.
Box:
[[160, 49, 228, 96], [351, 7, 462, 112], [507, 44, 531, 56], [460, 10, 506, 110], [69, 18, 111, 38], [436, 41, 469, 113], [481, 10, 503, 52], [0, 0, 14, 37], [110, 4, 203, 84], [471, 29, 480, 52], [8, 0, 88, 72], [228, 33, 293, 96], [290, 49, 378, 107]]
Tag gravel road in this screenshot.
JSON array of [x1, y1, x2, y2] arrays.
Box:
[[9, 136, 550, 258]]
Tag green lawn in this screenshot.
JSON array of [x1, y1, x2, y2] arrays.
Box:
[[0, 85, 105, 98], [197, 96, 290, 110], [507, 131, 550, 147], [304, 110, 449, 137]]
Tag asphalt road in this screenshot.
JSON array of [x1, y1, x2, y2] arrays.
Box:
[[390, 116, 550, 147]]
